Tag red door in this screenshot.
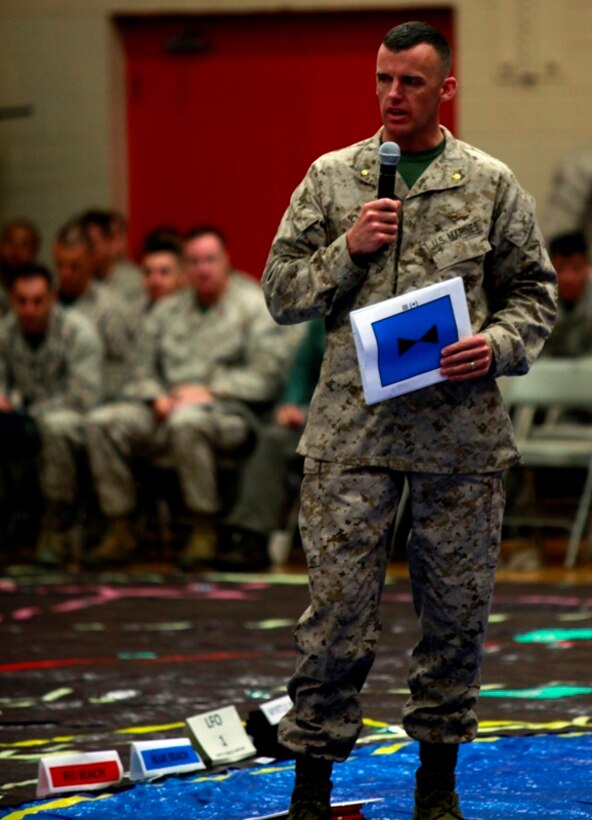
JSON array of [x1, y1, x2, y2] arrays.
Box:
[[120, 9, 455, 277]]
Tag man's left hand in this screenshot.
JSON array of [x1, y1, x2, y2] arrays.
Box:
[[440, 334, 493, 382], [171, 385, 215, 406]]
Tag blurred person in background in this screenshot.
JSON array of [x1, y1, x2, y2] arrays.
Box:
[[0, 264, 103, 565], [543, 231, 592, 358], [54, 219, 132, 400], [542, 148, 592, 250], [218, 318, 324, 571], [84, 225, 301, 569], [0, 218, 41, 316], [80, 208, 145, 313]]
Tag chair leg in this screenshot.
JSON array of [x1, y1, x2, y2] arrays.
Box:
[[565, 461, 592, 568]]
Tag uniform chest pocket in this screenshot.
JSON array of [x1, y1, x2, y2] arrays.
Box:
[[429, 235, 491, 271]]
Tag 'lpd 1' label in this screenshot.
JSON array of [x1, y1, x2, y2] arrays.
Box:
[[186, 705, 256, 765]]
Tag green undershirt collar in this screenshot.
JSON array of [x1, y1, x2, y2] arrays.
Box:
[[398, 136, 446, 191]]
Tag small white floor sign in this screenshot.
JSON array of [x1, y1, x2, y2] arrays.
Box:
[[186, 705, 256, 765]]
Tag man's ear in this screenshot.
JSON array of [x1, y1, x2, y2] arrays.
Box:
[[441, 76, 458, 103]]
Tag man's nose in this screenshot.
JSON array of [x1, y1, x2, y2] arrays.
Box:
[[388, 80, 403, 99]]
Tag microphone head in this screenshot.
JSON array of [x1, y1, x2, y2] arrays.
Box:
[[379, 141, 401, 167]]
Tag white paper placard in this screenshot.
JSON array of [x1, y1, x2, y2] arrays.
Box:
[[186, 705, 257, 765], [129, 737, 205, 781], [37, 750, 123, 797], [258, 695, 292, 727], [350, 276, 472, 404]]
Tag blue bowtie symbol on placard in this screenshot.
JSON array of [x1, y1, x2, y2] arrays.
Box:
[[372, 295, 459, 386]]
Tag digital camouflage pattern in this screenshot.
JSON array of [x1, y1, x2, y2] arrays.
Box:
[[542, 147, 592, 247], [278, 461, 504, 758], [542, 276, 592, 357], [0, 305, 103, 503], [0, 305, 103, 415], [86, 401, 249, 517], [264, 127, 557, 473], [264, 127, 557, 760], [64, 281, 133, 400], [122, 273, 300, 406], [85, 273, 303, 517]]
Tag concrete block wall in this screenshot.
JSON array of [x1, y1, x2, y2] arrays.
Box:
[[1, 0, 591, 262]]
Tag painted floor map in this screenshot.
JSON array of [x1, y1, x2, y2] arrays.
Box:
[[1, 570, 592, 817]]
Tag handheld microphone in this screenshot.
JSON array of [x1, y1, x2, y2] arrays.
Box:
[[377, 141, 401, 200]]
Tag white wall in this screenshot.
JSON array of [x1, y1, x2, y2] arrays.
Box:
[[1, 0, 591, 262]]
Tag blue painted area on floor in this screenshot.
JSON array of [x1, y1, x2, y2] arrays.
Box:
[[2, 734, 592, 819]]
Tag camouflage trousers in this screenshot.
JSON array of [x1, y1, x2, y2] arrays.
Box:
[[278, 458, 505, 761], [85, 402, 249, 517], [36, 410, 86, 504]]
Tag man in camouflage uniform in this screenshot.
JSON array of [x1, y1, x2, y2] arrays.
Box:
[[84, 225, 300, 569], [0, 264, 103, 565], [262, 22, 557, 820], [0, 218, 41, 317], [134, 236, 187, 320], [54, 219, 132, 399], [542, 148, 592, 250], [80, 209, 146, 318], [542, 231, 592, 358]]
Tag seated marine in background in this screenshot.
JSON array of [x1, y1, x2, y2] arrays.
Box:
[[0, 264, 103, 565], [542, 231, 592, 358], [84, 225, 301, 569], [80, 208, 145, 315], [135, 236, 188, 320], [218, 318, 325, 571], [54, 219, 133, 400], [0, 218, 41, 317]]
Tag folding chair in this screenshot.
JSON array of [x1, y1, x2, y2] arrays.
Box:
[[501, 357, 592, 568]]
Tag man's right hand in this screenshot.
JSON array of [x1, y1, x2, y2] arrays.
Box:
[[275, 404, 306, 428], [0, 396, 13, 413], [346, 198, 400, 258]]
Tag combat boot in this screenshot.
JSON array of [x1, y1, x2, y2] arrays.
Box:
[[287, 756, 333, 820], [413, 742, 464, 820], [413, 782, 464, 820], [85, 516, 138, 567], [179, 515, 218, 570], [34, 502, 72, 567]]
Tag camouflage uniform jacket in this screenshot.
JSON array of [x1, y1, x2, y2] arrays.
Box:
[[542, 148, 592, 247], [123, 273, 296, 408], [0, 304, 103, 416], [263, 127, 557, 473], [69, 282, 132, 362], [64, 282, 133, 398], [542, 277, 592, 358]]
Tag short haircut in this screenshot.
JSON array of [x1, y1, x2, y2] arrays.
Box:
[[10, 262, 54, 291], [55, 218, 93, 250], [184, 224, 227, 248], [109, 210, 128, 234], [549, 231, 589, 258], [1, 217, 41, 251], [143, 226, 183, 254], [142, 237, 183, 262], [383, 21, 452, 75], [79, 208, 114, 238]]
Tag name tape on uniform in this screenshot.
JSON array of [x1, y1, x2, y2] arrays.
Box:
[[186, 705, 256, 765], [37, 750, 123, 797], [129, 737, 205, 781]]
